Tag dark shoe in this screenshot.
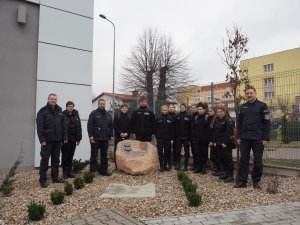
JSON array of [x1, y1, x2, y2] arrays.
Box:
[[52, 177, 65, 183], [200, 169, 207, 175], [224, 176, 234, 183], [212, 171, 222, 176], [253, 182, 262, 189], [68, 172, 75, 178], [219, 175, 228, 180], [62, 168, 68, 179], [100, 171, 111, 176], [234, 182, 247, 188], [40, 182, 48, 188]]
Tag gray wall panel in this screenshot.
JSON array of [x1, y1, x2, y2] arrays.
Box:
[[39, 5, 93, 51], [40, 0, 93, 18], [37, 43, 93, 85], [0, 0, 39, 169]]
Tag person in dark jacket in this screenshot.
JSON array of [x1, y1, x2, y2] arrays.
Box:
[[87, 99, 113, 176], [36, 93, 67, 188], [207, 107, 222, 176], [210, 107, 235, 183], [113, 104, 131, 168], [155, 105, 175, 171], [61, 101, 82, 179], [175, 103, 190, 170], [190, 103, 209, 174], [168, 104, 177, 167], [131, 96, 155, 142], [234, 86, 270, 189], [190, 104, 199, 170]]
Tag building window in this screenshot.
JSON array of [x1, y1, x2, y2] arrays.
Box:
[[263, 63, 274, 72], [264, 78, 274, 99], [227, 102, 235, 108], [207, 96, 211, 101], [195, 96, 202, 102]]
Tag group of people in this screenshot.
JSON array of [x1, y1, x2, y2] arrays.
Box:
[[36, 86, 270, 190]]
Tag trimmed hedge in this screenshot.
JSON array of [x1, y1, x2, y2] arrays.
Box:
[[177, 171, 202, 207]]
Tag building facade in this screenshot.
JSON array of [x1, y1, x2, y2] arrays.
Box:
[[241, 47, 300, 120], [0, 0, 94, 171]]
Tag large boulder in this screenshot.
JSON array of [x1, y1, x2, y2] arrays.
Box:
[[116, 140, 159, 175]]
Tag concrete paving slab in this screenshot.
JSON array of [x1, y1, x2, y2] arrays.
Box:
[[100, 183, 155, 198]]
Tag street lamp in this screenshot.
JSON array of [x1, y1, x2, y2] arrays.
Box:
[[99, 14, 116, 118]]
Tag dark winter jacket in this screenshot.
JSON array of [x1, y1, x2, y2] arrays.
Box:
[[237, 99, 270, 141], [87, 108, 113, 141], [175, 111, 190, 139], [36, 103, 68, 143], [63, 109, 82, 142], [190, 113, 208, 143], [155, 114, 175, 140], [206, 115, 215, 143], [212, 116, 234, 146], [130, 106, 155, 136], [114, 112, 131, 140]]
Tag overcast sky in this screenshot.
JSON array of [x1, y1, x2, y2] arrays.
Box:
[[92, 0, 300, 98]]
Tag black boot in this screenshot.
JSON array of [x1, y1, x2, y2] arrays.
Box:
[[67, 167, 75, 178], [183, 160, 188, 171], [62, 167, 68, 179]]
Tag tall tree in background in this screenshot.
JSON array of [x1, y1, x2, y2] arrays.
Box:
[[121, 28, 190, 108], [218, 24, 250, 166]]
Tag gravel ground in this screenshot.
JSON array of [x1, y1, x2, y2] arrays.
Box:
[[0, 163, 299, 225]]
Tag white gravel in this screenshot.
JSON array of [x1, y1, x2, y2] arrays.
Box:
[[0, 163, 299, 225]]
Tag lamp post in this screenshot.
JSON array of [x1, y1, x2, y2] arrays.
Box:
[[99, 14, 115, 118]]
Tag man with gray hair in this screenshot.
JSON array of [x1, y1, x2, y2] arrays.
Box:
[[36, 93, 68, 188]]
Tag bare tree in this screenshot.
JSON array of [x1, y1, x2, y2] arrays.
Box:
[[218, 24, 250, 166], [157, 35, 190, 105], [121, 28, 190, 108]]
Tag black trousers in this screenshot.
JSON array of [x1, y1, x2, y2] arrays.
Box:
[[156, 138, 172, 166], [176, 138, 190, 163], [39, 141, 61, 183], [90, 140, 109, 173], [171, 140, 177, 164], [61, 141, 76, 171], [216, 145, 234, 177], [210, 146, 222, 171], [136, 134, 152, 142], [192, 141, 208, 171], [238, 139, 264, 184]]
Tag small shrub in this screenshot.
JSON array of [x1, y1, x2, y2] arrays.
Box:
[[0, 184, 14, 196], [187, 192, 202, 207], [72, 159, 88, 174], [183, 182, 197, 194], [266, 176, 280, 194], [177, 171, 186, 181], [83, 171, 95, 184], [64, 182, 74, 196], [73, 177, 85, 189], [27, 201, 45, 221], [50, 190, 65, 205]]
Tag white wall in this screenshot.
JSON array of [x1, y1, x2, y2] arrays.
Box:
[[34, 0, 94, 166]]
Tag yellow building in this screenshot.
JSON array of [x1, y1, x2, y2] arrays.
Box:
[[241, 47, 300, 119]]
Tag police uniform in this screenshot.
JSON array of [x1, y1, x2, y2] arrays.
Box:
[[130, 106, 155, 142], [87, 108, 113, 175], [61, 109, 82, 178], [236, 99, 270, 186], [175, 111, 191, 170], [155, 114, 175, 171], [168, 112, 177, 165], [36, 103, 67, 185]]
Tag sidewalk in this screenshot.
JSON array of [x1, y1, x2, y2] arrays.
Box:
[[142, 202, 300, 225], [54, 202, 300, 225]]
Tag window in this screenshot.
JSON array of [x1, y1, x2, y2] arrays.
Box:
[[227, 102, 235, 108], [195, 96, 202, 102], [264, 78, 274, 99], [207, 96, 211, 101], [264, 64, 274, 72]]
